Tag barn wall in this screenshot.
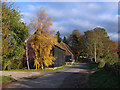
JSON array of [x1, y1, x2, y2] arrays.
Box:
[[54, 47, 65, 67], [65, 56, 72, 62]]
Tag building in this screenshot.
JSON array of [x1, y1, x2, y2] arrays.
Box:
[[52, 44, 66, 67], [60, 41, 74, 62]]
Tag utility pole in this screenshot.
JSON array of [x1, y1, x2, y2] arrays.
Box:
[[25, 40, 30, 70], [94, 42, 96, 63]]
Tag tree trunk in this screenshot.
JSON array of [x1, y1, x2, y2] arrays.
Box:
[[94, 42, 96, 62], [41, 63, 43, 70], [26, 41, 30, 70], [7, 65, 11, 70]]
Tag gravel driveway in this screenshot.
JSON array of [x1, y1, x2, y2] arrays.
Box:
[[5, 63, 90, 88]]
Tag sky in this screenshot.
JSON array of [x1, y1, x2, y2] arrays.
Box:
[[15, 2, 118, 41]]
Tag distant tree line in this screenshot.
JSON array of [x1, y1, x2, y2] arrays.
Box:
[[57, 28, 119, 67]]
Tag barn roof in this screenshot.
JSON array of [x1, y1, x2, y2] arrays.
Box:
[[60, 41, 74, 56], [54, 43, 66, 51]]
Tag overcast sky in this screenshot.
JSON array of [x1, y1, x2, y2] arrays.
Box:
[[15, 2, 118, 41]]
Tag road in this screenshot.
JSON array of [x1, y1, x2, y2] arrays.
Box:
[[6, 63, 90, 88]]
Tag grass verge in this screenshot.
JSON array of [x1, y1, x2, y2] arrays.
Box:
[[0, 76, 15, 83], [3, 65, 70, 72], [72, 62, 79, 65], [89, 69, 119, 88], [54, 66, 70, 71]]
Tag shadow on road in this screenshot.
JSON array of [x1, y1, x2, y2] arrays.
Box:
[[4, 64, 91, 88]]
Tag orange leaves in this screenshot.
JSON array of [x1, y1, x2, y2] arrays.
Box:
[[72, 29, 82, 39], [30, 7, 57, 69]]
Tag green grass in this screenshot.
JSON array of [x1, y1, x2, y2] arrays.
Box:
[[54, 66, 70, 71], [3, 65, 70, 72], [72, 62, 79, 65], [89, 69, 119, 88], [0, 76, 14, 83], [72, 61, 83, 65], [4, 69, 54, 72]]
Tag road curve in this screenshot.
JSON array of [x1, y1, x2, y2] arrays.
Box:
[[6, 63, 90, 88]]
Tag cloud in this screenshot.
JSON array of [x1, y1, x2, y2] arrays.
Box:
[[46, 8, 64, 18], [28, 4, 36, 11], [22, 12, 31, 17], [51, 22, 69, 35], [19, 2, 118, 40], [108, 32, 118, 41], [20, 12, 34, 25]]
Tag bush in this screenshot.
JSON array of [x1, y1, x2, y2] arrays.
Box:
[[98, 60, 106, 68], [88, 61, 99, 70], [11, 59, 23, 69]]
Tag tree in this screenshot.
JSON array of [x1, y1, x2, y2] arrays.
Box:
[[67, 29, 83, 61], [83, 27, 118, 65], [2, 2, 29, 70], [63, 36, 68, 45], [83, 28, 109, 62], [72, 29, 82, 39], [30, 7, 57, 69], [83, 30, 94, 59], [103, 39, 118, 64], [56, 31, 62, 43]]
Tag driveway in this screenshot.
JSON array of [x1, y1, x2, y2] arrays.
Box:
[[6, 63, 91, 88]]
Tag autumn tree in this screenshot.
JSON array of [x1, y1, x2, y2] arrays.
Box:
[[72, 29, 82, 39], [2, 2, 29, 70], [67, 29, 83, 61], [30, 7, 57, 69], [56, 31, 62, 43]]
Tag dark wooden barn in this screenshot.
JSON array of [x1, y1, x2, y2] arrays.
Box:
[[52, 44, 66, 67], [60, 41, 74, 62]]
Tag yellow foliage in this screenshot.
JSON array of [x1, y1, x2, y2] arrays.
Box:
[[30, 7, 57, 69]]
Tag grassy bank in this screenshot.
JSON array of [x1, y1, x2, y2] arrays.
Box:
[[72, 61, 84, 65], [89, 62, 119, 88], [89, 69, 119, 88], [3, 65, 70, 72], [54, 66, 70, 71], [0, 76, 15, 83]]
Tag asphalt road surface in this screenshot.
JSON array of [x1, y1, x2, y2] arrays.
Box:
[[6, 63, 90, 88]]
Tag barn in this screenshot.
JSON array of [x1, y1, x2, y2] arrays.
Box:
[[60, 41, 74, 62], [52, 44, 66, 67]]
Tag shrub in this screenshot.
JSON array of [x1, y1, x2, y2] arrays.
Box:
[[98, 60, 106, 68]]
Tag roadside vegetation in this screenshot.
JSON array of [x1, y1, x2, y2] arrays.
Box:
[[3, 65, 70, 72], [54, 66, 70, 71], [89, 61, 120, 88], [72, 62, 78, 65], [0, 76, 15, 83]]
